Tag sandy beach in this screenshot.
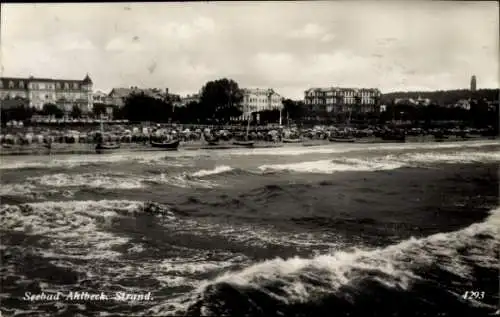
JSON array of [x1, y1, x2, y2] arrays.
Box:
[[0, 135, 495, 156]]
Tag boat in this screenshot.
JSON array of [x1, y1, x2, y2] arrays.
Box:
[[96, 143, 121, 150], [381, 134, 406, 142], [302, 142, 324, 147], [95, 116, 121, 153], [233, 112, 254, 147], [282, 138, 302, 143], [207, 140, 220, 146], [205, 135, 220, 146], [232, 140, 254, 147], [329, 137, 356, 143], [150, 139, 180, 150]]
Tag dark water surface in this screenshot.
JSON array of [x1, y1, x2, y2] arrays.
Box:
[[1, 140, 499, 316]]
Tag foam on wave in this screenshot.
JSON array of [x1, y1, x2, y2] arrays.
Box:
[[0, 200, 174, 260], [258, 149, 500, 174], [0, 151, 195, 170], [228, 139, 499, 157], [30, 173, 145, 189], [190, 165, 234, 178], [149, 207, 500, 315]]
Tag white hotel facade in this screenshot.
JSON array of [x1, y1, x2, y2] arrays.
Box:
[[236, 88, 283, 121]]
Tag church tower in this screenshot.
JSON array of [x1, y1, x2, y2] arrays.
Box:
[[470, 75, 477, 92]]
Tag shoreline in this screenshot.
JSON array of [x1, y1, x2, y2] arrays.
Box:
[[0, 136, 497, 157]]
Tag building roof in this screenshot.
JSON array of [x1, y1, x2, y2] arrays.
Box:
[[305, 87, 381, 93], [109, 88, 134, 98], [0, 76, 92, 90], [0, 78, 29, 90], [109, 87, 168, 100], [82, 74, 93, 84]]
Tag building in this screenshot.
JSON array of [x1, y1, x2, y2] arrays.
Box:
[[470, 75, 477, 92], [453, 99, 471, 110], [304, 87, 381, 116], [0, 74, 93, 112], [237, 88, 283, 121], [394, 96, 431, 107], [107, 87, 174, 107], [92, 90, 111, 105], [174, 93, 201, 108]]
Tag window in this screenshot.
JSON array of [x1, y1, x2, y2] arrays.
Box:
[[56, 82, 61, 89], [20, 81, 25, 89], [64, 83, 69, 89], [0, 81, 3, 88], [9, 81, 14, 88], [73, 83, 78, 89]]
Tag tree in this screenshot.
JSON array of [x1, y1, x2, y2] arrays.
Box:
[[199, 78, 244, 123], [71, 105, 82, 118], [172, 101, 207, 124], [255, 109, 280, 124], [0, 104, 35, 124], [282, 99, 305, 122], [121, 92, 173, 122], [93, 103, 107, 118], [381, 89, 499, 107], [40, 103, 64, 118]]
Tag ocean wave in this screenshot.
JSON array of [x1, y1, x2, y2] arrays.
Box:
[[29, 173, 145, 189], [170, 219, 343, 251], [0, 151, 194, 170], [0, 200, 174, 260], [258, 150, 500, 174], [0, 183, 39, 196], [259, 158, 404, 174], [190, 165, 234, 178], [10, 171, 221, 193], [147, 173, 218, 189], [149, 207, 500, 316], [396, 151, 500, 164], [228, 139, 500, 157]]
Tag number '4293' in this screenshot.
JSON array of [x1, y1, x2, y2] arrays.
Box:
[[463, 291, 485, 300]]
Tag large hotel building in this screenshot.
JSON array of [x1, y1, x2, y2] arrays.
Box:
[[238, 88, 283, 121], [0, 74, 94, 113], [304, 87, 381, 115]]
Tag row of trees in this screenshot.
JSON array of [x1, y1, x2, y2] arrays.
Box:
[[379, 100, 497, 127], [0, 99, 117, 125], [380, 89, 499, 106]]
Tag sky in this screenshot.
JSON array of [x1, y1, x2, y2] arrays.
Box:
[[1, 1, 498, 99]]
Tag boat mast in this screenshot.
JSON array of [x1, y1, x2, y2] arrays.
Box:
[[246, 112, 251, 140], [100, 113, 104, 134]]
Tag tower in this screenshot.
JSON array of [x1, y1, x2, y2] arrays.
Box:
[[470, 75, 477, 92], [82, 73, 93, 112]]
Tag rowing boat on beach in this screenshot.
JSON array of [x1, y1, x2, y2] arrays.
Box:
[[329, 137, 356, 143], [282, 138, 302, 143], [150, 139, 180, 150], [232, 140, 255, 147]]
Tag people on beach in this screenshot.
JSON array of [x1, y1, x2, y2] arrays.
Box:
[[0, 123, 496, 148]]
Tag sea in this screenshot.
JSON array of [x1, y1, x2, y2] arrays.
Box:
[[1, 140, 499, 317]]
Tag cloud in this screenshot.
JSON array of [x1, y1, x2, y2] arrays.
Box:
[[288, 23, 335, 42], [62, 39, 95, 51], [105, 37, 145, 51], [157, 17, 216, 40], [1, 2, 498, 99]]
